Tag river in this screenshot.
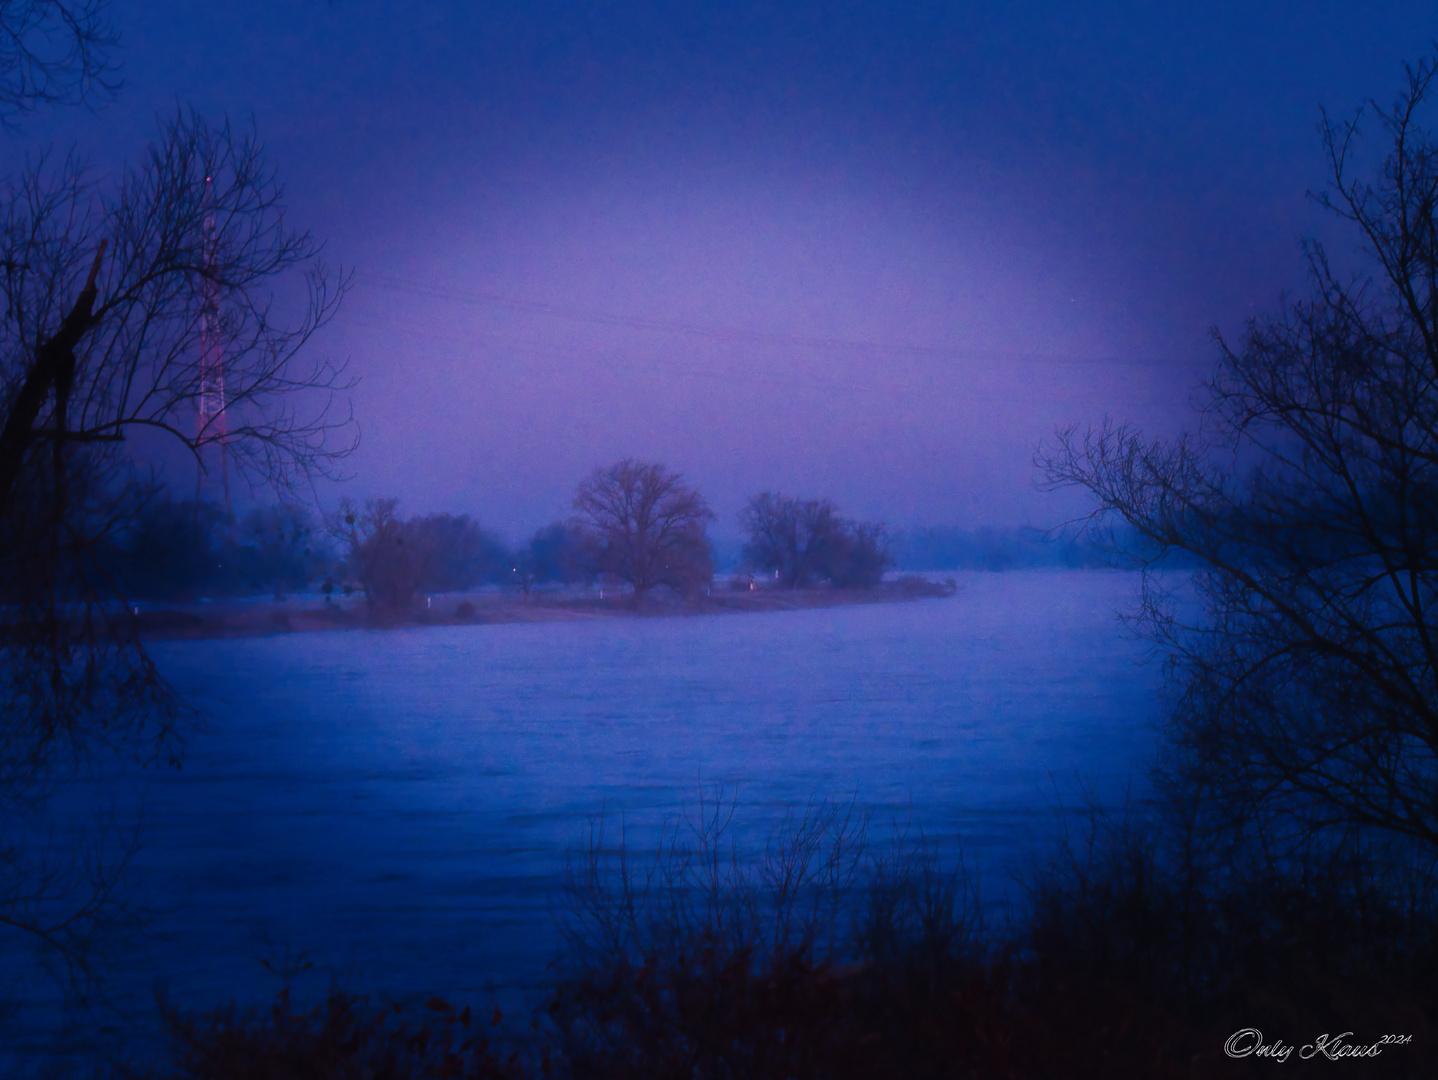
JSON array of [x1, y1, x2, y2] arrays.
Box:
[[5, 568, 1165, 1068]]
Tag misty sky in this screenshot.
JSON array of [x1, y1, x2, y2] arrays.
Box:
[[10, 1, 1437, 539]]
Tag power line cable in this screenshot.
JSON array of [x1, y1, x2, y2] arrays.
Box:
[[358, 271, 1162, 368]]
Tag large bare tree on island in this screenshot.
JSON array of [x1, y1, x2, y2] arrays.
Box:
[[1040, 58, 1438, 857], [0, 103, 351, 1012], [573, 459, 714, 603]]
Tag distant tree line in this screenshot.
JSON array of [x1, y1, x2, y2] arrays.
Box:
[[107, 495, 513, 604], [96, 462, 1143, 614], [332, 496, 523, 616], [886, 524, 1133, 571]]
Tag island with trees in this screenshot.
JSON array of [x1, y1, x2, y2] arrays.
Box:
[[109, 457, 961, 638]]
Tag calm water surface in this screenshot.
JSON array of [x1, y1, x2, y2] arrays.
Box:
[[11, 569, 1164, 1065]]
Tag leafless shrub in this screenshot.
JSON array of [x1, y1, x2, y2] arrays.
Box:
[[548, 789, 985, 1078]]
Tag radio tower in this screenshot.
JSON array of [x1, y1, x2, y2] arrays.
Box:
[[196, 175, 232, 525]]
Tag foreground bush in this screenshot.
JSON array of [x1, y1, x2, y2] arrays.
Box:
[[120, 791, 1438, 1079], [546, 792, 981, 1078], [129, 984, 525, 1080], [542, 792, 1204, 1078], [542, 791, 1438, 1078]]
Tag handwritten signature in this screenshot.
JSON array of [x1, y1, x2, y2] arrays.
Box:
[[1224, 1028, 1412, 1062]]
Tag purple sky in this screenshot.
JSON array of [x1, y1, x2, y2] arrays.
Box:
[[11, 1, 1437, 539]]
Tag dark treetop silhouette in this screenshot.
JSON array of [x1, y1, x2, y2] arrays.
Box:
[[1040, 57, 1438, 855]]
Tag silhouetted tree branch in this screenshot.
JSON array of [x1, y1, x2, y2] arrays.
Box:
[[0, 112, 353, 518], [0, 108, 352, 1004], [0, 1, 119, 122], [1038, 56, 1438, 855]]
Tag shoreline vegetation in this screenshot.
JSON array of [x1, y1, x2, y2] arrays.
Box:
[[132, 576, 961, 640], [116, 788, 1437, 1079]]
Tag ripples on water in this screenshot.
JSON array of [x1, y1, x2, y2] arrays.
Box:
[[7, 569, 1164, 1067]]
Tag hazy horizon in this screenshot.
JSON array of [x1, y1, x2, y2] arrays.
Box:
[[11, 1, 1435, 536]]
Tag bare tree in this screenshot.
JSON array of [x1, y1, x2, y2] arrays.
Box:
[[826, 519, 890, 589], [0, 112, 351, 514], [0, 111, 352, 1008], [1, 106, 350, 765], [573, 459, 714, 603], [0, 0, 119, 122], [0, 0, 353, 1040], [1038, 57, 1438, 855], [331, 498, 428, 620], [232, 501, 333, 599], [741, 492, 891, 589], [740, 492, 842, 588], [331, 501, 503, 619], [412, 512, 505, 593], [511, 520, 585, 600]]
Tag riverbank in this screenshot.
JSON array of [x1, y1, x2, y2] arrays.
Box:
[[132, 576, 959, 639]]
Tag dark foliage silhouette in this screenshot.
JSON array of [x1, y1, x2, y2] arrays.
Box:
[[1040, 56, 1438, 858], [740, 492, 891, 588]]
